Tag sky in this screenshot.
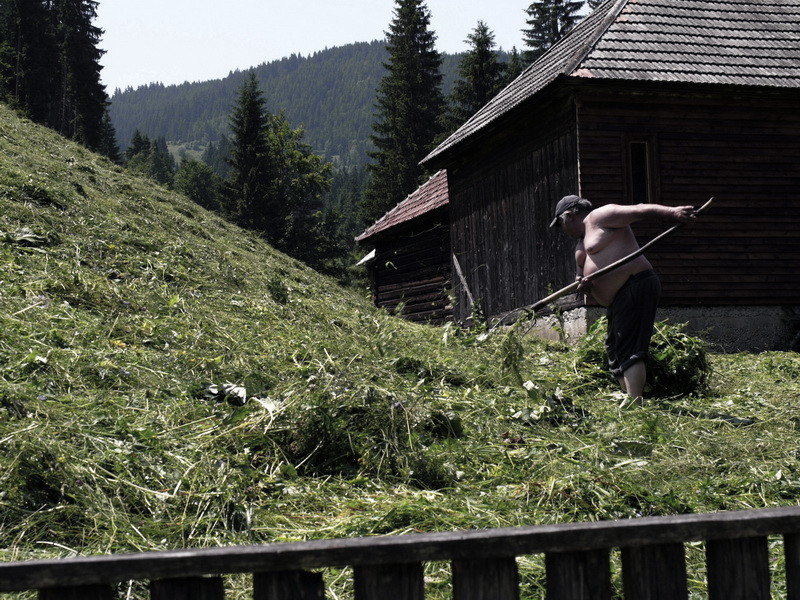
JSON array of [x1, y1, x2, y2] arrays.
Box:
[[95, 0, 536, 94]]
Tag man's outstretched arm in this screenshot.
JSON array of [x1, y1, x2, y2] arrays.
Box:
[[589, 203, 697, 229]]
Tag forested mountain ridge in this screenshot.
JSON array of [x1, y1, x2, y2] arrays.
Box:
[[109, 41, 483, 166]]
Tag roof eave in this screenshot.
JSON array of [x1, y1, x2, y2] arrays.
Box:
[[422, 0, 630, 168], [421, 77, 576, 170], [355, 204, 449, 246]]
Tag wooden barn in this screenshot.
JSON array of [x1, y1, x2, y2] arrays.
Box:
[[416, 0, 800, 350], [356, 170, 452, 323]]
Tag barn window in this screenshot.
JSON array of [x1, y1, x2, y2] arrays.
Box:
[[629, 141, 651, 203], [628, 142, 651, 204]]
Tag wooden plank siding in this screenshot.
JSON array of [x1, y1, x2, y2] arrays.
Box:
[[371, 213, 452, 323], [448, 98, 579, 323], [576, 90, 800, 306]]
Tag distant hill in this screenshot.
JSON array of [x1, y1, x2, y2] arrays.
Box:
[[109, 41, 473, 167]]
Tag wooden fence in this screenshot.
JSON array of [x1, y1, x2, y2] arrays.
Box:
[[2, 506, 800, 599]]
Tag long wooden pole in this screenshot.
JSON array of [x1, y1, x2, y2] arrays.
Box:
[[490, 198, 715, 330]]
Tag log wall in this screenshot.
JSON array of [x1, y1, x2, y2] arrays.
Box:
[[577, 90, 800, 305], [371, 214, 451, 323], [447, 96, 578, 323]]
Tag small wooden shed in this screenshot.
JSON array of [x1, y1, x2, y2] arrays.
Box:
[[356, 170, 452, 323], [419, 0, 800, 349]]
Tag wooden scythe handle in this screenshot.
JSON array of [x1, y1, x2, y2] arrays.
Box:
[[531, 197, 715, 311], [488, 198, 715, 330]]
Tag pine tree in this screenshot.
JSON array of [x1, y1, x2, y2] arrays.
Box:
[[53, 0, 108, 149], [268, 113, 332, 263], [324, 165, 370, 242], [202, 135, 232, 180], [504, 46, 525, 85], [225, 72, 339, 270], [522, 0, 583, 64], [122, 130, 175, 186], [225, 72, 277, 237], [360, 0, 444, 226], [175, 158, 222, 211], [447, 21, 506, 131], [148, 136, 175, 187], [97, 106, 121, 163], [0, 0, 59, 122], [125, 129, 150, 163], [0, 0, 107, 149]]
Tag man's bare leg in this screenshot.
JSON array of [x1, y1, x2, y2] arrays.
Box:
[[622, 360, 646, 402]]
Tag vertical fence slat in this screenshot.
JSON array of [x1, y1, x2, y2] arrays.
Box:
[[253, 570, 325, 600], [545, 549, 611, 600], [353, 563, 424, 600], [621, 543, 688, 600], [706, 536, 770, 600], [150, 576, 225, 600], [785, 533, 800, 600], [38, 585, 114, 600], [452, 557, 519, 600]]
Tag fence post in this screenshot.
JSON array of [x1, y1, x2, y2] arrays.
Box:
[[785, 533, 800, 600], [253, 570, 325, 600], [706, 536, 770, 600], [545, 549, 611, 600], [621, 543, 688, 600], [150, 576, 225, 600], [353, 563, 424, 600], [452, 557, 519, 600], [39, 585, 114, 600]]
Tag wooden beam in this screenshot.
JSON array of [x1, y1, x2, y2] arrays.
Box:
[[785, 533, 800, 600], [452, 557, 519, 600], [353, 562, 424, 600], [706, 536, 770, 600], [545, 549, 611, 600], [150, 576, 225, 600], [39, 585, 113, 600], [3, 507, 800, 593], [621, 543, 688, 600], [253, 570, 324, 600]]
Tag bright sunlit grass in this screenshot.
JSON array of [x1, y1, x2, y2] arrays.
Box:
[[1, 104, 799, 598]]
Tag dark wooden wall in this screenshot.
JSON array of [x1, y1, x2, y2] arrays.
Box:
[[371, 213, 452, 323], [577, 89, 800, 305], [447, 98, 578, 323]]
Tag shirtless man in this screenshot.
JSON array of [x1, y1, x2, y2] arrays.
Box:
[[550, 195, 697, 400]]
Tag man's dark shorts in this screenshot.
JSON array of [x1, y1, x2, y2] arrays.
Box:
[[604, 270, 661, 379]]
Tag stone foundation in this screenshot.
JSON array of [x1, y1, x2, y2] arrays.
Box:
[[529, 306, 800, 352]]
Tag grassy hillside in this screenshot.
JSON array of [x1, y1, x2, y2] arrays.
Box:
[[2, 104, 800, 598]]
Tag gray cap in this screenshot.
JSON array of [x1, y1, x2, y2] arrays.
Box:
[[550, 195, 590, 227]]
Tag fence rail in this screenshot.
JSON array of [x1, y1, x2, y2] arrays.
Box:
[[2, 506, 800, 599]]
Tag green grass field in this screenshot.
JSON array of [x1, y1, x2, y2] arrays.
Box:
[[1, 104, 799, 598]]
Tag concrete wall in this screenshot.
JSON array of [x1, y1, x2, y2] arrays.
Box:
[[531, 306, 800, 352]]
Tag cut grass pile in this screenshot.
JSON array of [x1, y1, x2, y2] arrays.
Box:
[[1, 104, 800, 598]]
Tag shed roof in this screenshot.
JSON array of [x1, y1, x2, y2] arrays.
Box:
[[356, 170, 449, 243], [424, 0, 800, 164]]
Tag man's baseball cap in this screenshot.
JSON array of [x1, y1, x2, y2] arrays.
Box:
[[549, 195, 590, 227]]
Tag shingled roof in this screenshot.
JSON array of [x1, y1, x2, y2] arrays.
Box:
[[424, 0, 800, 164], [356, 170, 448, 243]]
